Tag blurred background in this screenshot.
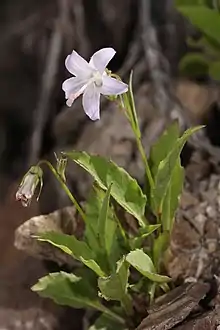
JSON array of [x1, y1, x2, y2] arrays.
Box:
[[0, 0, 220, 329]]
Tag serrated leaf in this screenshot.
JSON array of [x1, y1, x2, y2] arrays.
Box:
[[32, 271, 103, 310], [150, 122, 180, 178], [37, 232, 105, 277], [126, 249, 170, 283], [151, 126, 203, 215], [98, 258, 130, 303], [161, 159, 184, 231], [177, 6, 220, 44], [65, 151, 147, 226], [89, 314, 127, 330], [209, 61, 220, 80]]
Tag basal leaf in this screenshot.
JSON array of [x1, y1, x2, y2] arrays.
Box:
[[177, 6, 220, 45], [85, 186, 123, 272], [161, 159, 184, 231], [37, 232, 105, 277], [98, 258, 130, 301], [151, 126, 203, 215], [65, 151, 147, 226], [98, 258, 132, 313], [98, 184, 112, 250], [32, 271, 103, 310], [126, 249, 170, 283]]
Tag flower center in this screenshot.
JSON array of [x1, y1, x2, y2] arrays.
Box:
[[92, 71, 103, 87]]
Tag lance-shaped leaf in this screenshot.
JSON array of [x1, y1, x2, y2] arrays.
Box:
[[32, 271, 103, 310], [126, 249, 170, 283], [98, 184, 112, 250], [85, 186, 123, 272], [150, 121, 180, 178], [151, 126, 203, 215], [65, 151, 147, 226], [161, 159, 184, 231], [37, 232, 105, 277]]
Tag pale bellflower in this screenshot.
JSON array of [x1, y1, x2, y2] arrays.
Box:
[[62, 47, 128, 120], [16, 166, 43, 207]]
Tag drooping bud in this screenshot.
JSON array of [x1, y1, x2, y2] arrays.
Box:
[[16, 165, 43, 207]]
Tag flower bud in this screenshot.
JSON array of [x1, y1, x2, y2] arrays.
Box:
[[16, 166, 43, 207]]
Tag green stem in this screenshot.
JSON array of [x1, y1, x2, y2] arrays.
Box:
[[135, 136, 155, 191], [119, 92, 155, 192], [38, 160, 86, 222]]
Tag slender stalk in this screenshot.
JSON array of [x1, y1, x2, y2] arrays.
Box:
[[38, 160, 86, 222], [135, 136, 155, 190]]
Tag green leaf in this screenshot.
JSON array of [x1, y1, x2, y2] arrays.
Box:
[[177, 6, 220, 44], [65, 151, 147, 226], [130, 224, 161, 250], [161, 159, 184, 231], [32, 271, 103, 310], [150, 122, 180, 178], [85, 186, 123, 272], [37, 232, 105, 277], [89, 314, 127, 330], [153, 232, 170, 270], [98, 184, 113, 250], [151, 126, 203, 215], [98, 258, 130, 302], [209, 61, 220, 80], [179, 53, 209, 78], [126, 249, 171, 283]]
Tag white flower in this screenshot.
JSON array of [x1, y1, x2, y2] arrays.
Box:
[[62, 47, 128, 120]]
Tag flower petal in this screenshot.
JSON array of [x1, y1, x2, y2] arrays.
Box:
[[82, 84, 101, 120], [100, 76, 128, 95], [89, 48, 116, 74], [62, 77, 87, 98], [65, 50, 94, 77], [62, 77, 88, 107]]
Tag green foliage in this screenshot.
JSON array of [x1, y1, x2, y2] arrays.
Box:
[[37, 232, 105, 276], [126, 249, 171, 283], [151, 125, 203, 218], [98, 258, 132, 315], [64, 151, 147, 227], [32, 271, 103, 310], [176, 1, 220, 80]]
